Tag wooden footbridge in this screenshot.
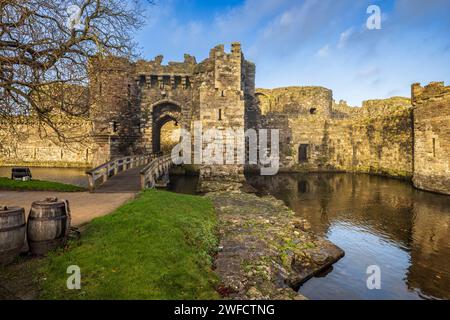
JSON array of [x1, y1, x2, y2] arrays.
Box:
[[86, 154, 174, 193]]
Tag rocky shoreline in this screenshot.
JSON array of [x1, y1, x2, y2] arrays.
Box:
[[207, 191, 344, 300]]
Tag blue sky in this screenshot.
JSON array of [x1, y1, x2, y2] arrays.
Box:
[[135, 0, 450, 106]]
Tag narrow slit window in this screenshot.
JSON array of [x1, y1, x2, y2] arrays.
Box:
[[432, 138, 436, 157], [218, 108, 222, 121]]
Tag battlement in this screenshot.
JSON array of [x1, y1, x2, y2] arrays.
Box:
[[135, 54, 196, 78], [412, 82, 450, 105], [209, 42, 242, 59]]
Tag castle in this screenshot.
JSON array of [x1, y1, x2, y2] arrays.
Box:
[[0, 43, 449, 195]]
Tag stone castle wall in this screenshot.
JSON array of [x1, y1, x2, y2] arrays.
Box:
[[412, 82, 450, 195], [0, 43, 448, 195], [0, 117, 96, 168], [257, 88, 413, 178], [325, 99, 413, 177]]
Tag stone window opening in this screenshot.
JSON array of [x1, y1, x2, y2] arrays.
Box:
[[150, 75, 158, 88], [127, 84, 131, 107], [99, 83, 102, 95], [298, 144, 309, 163], [218, 108, 223, 121], [139, 75, 145, 86], [174, 76, 182, 88], [111, 121, 118, 133], [432, 138, 436, 157], [310, 107, 317, 115], [163, 76, 171, 87]]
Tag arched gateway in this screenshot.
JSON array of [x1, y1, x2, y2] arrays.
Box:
[[149, 101, 182, 154], [89, 43, 255, 191]]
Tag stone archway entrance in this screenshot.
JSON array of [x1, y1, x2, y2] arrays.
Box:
[[151, 101, 182, 154]]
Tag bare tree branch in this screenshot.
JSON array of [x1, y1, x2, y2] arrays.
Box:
[[0, 0, 153, 143]]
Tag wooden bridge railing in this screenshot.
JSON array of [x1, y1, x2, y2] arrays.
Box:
[[86, 154, 155, 191], [140, 154, 173, 190]]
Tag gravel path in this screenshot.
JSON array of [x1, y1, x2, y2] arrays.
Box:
[[0, 191, 135, 226]]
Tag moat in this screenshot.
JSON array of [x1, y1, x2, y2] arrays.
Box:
[[2, 167, 448, 300], [246, 173, 450, 300], [170, 172, 450, 300]]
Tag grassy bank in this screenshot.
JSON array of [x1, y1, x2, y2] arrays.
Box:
[[39, 190, 220, 299], [0, 177, 85, 192]]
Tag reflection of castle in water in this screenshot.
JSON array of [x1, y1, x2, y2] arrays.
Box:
[[409, 193, 450, 299], [247, 173, 450, 299]]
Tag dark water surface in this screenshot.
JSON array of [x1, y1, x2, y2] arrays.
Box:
[[0, 167, 88, 187], [168, 174, 199, 195], [246, 173, 450, 300]]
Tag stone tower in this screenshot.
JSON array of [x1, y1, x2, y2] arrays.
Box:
[[196, 43, 249, 192], [412, 82, 450, 195], [88, 55, 140, 165]]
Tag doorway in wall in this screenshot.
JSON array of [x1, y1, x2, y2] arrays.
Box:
[[299, 144, 309, 163]]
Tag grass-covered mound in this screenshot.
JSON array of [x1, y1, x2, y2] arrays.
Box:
[[0, 177, 85, 192], [39, 190, 220, 299]]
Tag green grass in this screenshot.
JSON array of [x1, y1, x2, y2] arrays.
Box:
[[0, 177, 85, 192], [39, 190, 220, 300]]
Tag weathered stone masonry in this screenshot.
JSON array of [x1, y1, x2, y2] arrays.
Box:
[[412, 82, 450, 195], [0, 43, 449, 195], [89, 42, 254, 189], [257, 88, 413, 178]]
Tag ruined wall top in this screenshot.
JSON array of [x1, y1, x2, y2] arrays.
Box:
[[412, 82, 450, 106], [360, 96, 411, 116], [208, 42, 242, 59], [331, 97, 411, 119], [135, 54, 197, 76], [255, 86, 332, 116]]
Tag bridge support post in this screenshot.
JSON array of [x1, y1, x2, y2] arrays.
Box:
[[87, 174, 94, 192], [140, 173, 146, 190]]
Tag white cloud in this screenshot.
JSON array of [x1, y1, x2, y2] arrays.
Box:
[[279, 11, 293, 27], [316, 44, 330, 58], [338, 28, 354, 49]]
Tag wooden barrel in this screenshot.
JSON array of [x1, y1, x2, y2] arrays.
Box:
[[27, 197, 71, 255], [0, 206, 26, 266]]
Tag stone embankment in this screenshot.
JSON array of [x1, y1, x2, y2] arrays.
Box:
[[207, 190, 344, 300]]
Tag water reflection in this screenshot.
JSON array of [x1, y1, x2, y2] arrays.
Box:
[[167, 174, 199, 195], [0, 167, 88, 187], [246, 173, 450, 300]]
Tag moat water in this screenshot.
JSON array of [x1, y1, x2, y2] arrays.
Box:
[[0, 167, 88, 187], [169, 172, 450, 300], [245, 173, 450, 300], [2, 166, 449, 299]]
